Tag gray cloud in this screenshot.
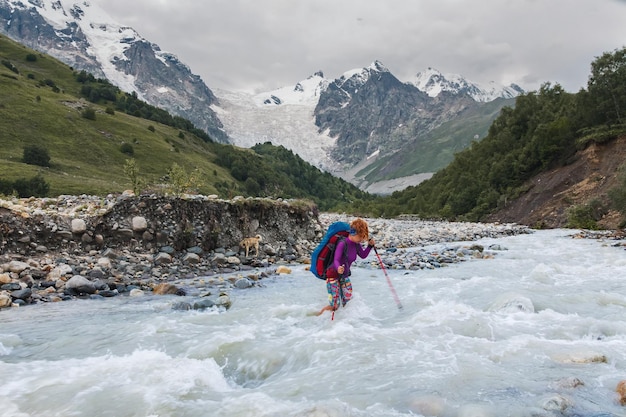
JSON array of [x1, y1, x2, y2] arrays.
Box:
[[95, 0, 626, 93]]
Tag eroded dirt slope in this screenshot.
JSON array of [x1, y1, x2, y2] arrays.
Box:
[[487, 135, 626, 229]]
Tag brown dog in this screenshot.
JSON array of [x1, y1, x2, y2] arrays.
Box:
[[240, 234, 262, 257]]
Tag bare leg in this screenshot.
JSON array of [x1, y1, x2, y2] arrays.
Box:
[[315, 305, 334, 316]]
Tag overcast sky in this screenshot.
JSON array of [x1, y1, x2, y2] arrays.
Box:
[[94, 0, 626, 94]]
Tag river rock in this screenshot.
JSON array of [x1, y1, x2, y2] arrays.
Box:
[[276, 265, 292, 274], [129, 288, 144, 297], [96, 257, 112, 269], [172, 301, 192, 310], [215, 293, 232, 309], [11, 288, 32, 301], [0, 293, 12, 308], [71, 218, 87, 234], [65, 275, 96, 294], [617, 380, 626, 405], [7, 260, 30, 273], [183, 253, 200, 264], [153, 283, 181, 295], [234, 278, 252, 289], [539, 394, 573, 412], [154, 252, 172, 265], [488, 293, 535, 313], [132, 216, 148, 232], [2, 283, 21, 291], [552, 351, 608, 364], [48, 264, 74, 280], [193, 299, 215, 310]]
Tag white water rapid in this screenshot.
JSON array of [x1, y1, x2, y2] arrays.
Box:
[[1, 229, 626, 417]]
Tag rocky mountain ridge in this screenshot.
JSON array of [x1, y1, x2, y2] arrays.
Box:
[[0, 0, 228, 142]]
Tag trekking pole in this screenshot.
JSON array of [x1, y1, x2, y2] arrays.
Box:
[[373, 247, 403, 310]]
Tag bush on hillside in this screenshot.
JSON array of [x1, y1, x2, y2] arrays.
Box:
[[2, 175, 50, 198], [120, 143, 134, 156], [566, 199, 606, 230], [1, 59, 18, 74], [81, 107, 96, 120], [22, 145, 50, 167]]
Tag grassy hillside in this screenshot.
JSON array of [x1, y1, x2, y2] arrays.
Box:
[[0, 35, 233, 196], [0, 34, 373, 211]]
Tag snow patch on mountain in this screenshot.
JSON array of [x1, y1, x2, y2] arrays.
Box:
[[8, 0, 167, 99], [411, 67, 523, 102], [252, 72, 328, 106], [212, 87, 338, 171]]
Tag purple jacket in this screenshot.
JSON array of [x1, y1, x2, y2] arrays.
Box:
[[333, 237, 372, 277]]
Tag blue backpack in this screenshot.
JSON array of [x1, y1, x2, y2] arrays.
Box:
[[310, 221, 350, 279]]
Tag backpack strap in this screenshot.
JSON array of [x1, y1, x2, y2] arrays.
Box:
[[336, 236, 349, 277]]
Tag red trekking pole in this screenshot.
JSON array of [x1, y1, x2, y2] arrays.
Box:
[[373, 247, 403, 310]]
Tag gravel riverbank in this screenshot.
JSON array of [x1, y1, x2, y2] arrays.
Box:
[[0, 199, 535, 311]]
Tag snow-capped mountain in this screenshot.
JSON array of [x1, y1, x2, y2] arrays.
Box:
[[215, 61, 522, 193], [411, 67, 524, 102], [252, 71, 329, 106], [0, 0, 228, 142]]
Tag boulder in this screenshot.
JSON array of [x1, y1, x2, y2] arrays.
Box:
[[0, 294, 12, 308], [132, 216, 148, 232], [153, 283, 180, 295], [154, 252, 172, 265], [7, 261, 30, 274], [65, 275, 96, 294], [276, 265, 292, 274], [11, 288, 32, 301], [71, 218, 87, 234], [129, 288, 144, 297], [234, 278, 252, 289]]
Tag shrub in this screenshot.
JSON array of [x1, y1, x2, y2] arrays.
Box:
[[1, 60, 18, 74], [12, 175, 50, 197], [120, 143, 134, 156], [25, 54, 37, 62], [165, 163, 200, 197], [22, 145, 50, 167], [123, 158, 143, 195], [105, 106, 115, 115], [147, 125, 155, 132], [566, 199, 606, 230], [82, 107, 96, 120]]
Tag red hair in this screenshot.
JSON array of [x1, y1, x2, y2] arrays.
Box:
[[350, 218, 369, 238]]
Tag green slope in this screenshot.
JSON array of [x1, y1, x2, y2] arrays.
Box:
[[0, 34, 233, 196]]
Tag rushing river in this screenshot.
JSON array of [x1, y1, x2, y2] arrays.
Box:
[[1, 229, 626, 417]]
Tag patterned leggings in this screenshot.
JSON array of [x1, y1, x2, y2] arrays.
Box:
[[326, 276, 353, 309]]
